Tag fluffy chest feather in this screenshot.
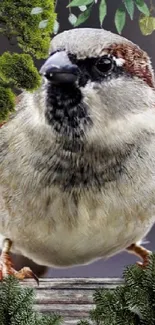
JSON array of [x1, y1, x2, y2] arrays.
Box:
[[3, 181, 154, 267], [30, 141, 135, 191], [1, 140, 155, 267]]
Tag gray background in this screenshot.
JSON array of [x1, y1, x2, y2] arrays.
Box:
[[0, 0, 155, 278]]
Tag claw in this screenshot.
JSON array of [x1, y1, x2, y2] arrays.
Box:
[[126, 243, 152, 268], [13, 267, 39, 285], [136, 257, 150, 268], [0, 238, 39, 284]]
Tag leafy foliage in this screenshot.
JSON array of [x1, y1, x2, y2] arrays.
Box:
[[115, 7, 126, 34], [0, 0, 56, 124], [139, 15, 155, 35], [0, 87, 15, 123], [124, 0, 135, 20], [64, 0, 154, 35], [0, 0, 56, 59], [0, 276, 62, 325], [74, 5, 93, 27], [0, 53, 41, 91], [78, 253, 155, 325], [99, 0, 107, 27]]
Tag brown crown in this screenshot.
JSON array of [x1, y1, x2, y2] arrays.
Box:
[[105, 43, 155, 88]]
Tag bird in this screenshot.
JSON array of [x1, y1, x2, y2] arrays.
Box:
[[0, 27, 155, 281]]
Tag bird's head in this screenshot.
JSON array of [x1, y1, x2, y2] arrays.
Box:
[[37, 28, 155, 148]]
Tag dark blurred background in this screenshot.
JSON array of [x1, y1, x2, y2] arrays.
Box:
[[0, 0, 155, 278]]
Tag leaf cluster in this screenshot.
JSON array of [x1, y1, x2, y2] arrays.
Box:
[[0, 52, 41, 123], [0, 0, 56, 59], [64, 0, 153, 35], [0, 0, 56, 124]]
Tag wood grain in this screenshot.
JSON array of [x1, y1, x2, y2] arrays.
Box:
[[22, 278, 123, 325]]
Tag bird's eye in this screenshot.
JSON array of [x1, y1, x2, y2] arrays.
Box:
[[95, 56, 113, 75]]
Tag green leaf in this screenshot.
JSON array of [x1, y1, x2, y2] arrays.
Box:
[[31, 7, 43, 15], [99, 0, 107, 26], [139, 16, 155, 35], [74, 5, 92, 26], [68, 13, 77, 25], [123, 0, 134, 19], [114, 7, 126, 34], [67, 0, 93, 8], [39, 19, 48, 29], [135, 0, 150, 16]]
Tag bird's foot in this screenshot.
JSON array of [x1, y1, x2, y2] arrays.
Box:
[[0, 238, 39, 284], [126, 243, 152, 268]]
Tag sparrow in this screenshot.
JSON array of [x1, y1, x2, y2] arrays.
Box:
[[0, 28, 155, 281]]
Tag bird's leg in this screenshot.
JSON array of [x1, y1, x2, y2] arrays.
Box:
[[0, 238, 39, 284], [126, 243, 152, 268]]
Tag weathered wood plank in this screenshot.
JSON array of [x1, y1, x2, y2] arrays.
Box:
[[34, 303, 93, 316], [35, 289, 94, 304], [22, 278, 123, 325], [25, 277, 122, 283], [23, 277, 123, 289]]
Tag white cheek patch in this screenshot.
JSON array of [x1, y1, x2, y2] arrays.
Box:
[[113, 57, 125, 67]]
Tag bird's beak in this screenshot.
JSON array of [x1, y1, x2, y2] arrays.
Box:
[[40, 51, 79, 84]]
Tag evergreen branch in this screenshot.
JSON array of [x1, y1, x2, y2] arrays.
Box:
[[0, 276, 62, 325], [79, 253, 155, 325]]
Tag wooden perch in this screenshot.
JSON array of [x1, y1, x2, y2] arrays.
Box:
[[21, 278, 123, 325]]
